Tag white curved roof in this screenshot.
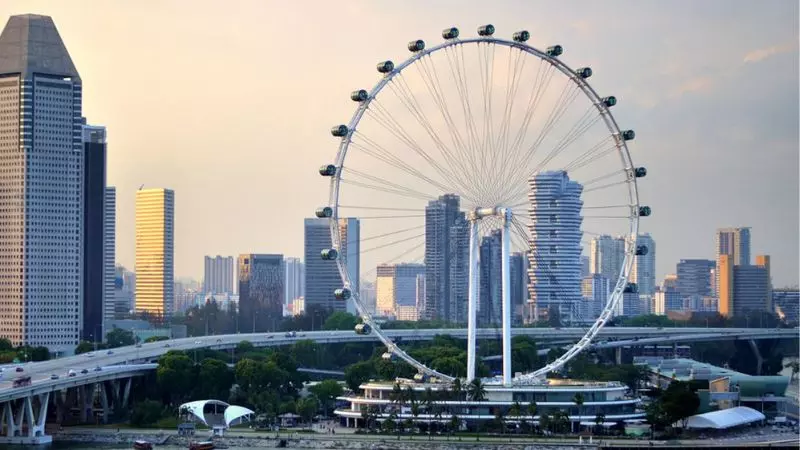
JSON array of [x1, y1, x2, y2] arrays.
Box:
[[179, 400, 252, 427], [681, 406, 765, 429], [224, 405, 254, 426]]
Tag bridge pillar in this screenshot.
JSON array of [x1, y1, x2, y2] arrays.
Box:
[[0, 394, 52, 444], [121, 377, 132, 409], [99, 382, 110, 424], [615, 347, 622, 365], [748, 339, 764, 375], [78, 385, 90, 424]]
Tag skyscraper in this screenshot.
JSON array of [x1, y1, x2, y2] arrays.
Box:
[[715, 227, 751, 266], [581, 274, 609, 321], [238, 254, 284, 331], [424, 194, 463, 321], [82, 124, 106, 342], [203, 255, 234, 294], [447, 216, 469, 324], [527, 171, 583, 323], [135, 188, 175, 315], [304, 218, 359, 313], [0, 15, 83, 353], [103, 187, 116, 329], [284, 257, 305, 306], [590, 235, 626, 284], [629, 233, 656, 297], [479, 230, 502, 326], [375, 264, 396, 317], [676, 259, 715, 298], [375, 263, 425, 318], [510, 251, 529, 323]]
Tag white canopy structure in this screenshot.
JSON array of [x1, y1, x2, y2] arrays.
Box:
[[179, 400, 254, 428], [680, 406, 765, 429]]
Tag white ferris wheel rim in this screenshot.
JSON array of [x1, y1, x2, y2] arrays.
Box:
[[325, 31, 640, 384]]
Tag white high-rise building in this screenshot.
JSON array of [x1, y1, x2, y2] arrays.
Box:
[[629, 233, 656, 297], [590, 235, 626, 284], [103, 187, 116, 328], [527, 171, 583, 323], [0, 15, 84, 353], [284, 257, 305, 306], [203, 255, 234, 294], [581, 274, 609, 322]]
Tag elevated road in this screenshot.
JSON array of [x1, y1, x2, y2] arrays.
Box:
[[0, 327, 794, 399]]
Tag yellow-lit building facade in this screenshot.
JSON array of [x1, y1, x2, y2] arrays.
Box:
[[135, 188, 174, 315]]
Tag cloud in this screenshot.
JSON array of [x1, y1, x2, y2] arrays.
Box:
[[743, 42, 796, 63], [669, 76, 714, 98]]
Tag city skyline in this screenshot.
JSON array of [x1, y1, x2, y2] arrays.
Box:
[[0, 2, 795, 288]]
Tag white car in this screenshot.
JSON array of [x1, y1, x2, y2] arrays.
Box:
[[86, 352, 95, 358], [194, 340, 201, 344]]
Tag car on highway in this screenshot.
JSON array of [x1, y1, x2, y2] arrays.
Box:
[[135, 343, 142, 348], [107, 350, 114, 355], [163, 343, 170, 348], [86, 352, 95, 358], [14, 366, 23, 373], [67, 370, 76, 377], [285, 331, 297, 338], [80, 369, 88, 374], [50, 374, 59, 380], [94, 367, 102, 372], [194, 340, 201, 344]]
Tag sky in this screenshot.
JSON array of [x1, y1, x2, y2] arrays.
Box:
[[1, 0, 798, 287]]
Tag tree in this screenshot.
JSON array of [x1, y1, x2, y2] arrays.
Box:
[[106, 328, 136, 348], [297, 396, 319, 425], [344, 360, 374, 392], [645, 401, 670, 438], [28, 346, 49, 361], [156, 352, 196, 404], [0, 338, 12, 352], [130, 399, 164, 426], [508, 402, 522, 434], [309, 380, 343, 416], [467, 378, 486, 401], [661, 381, 700, 429], [786, 360, 799, 381], [572, 393, 584, 433], [323, 312, 358, 331], [594, 412, 606, 435], [75, 341, 108, 354], [197, 358, 233, 400], [144, 335, 169, 343]]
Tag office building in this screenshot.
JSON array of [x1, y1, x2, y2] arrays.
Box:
[[479, 230, 502, 326], [114, 266, 135, 317], [581, 274, 609, 322], [360, 281, 377, 316], [527, 171, 583, 323], [0, 15, 83, 352], [580, 255, 590, 278], [135, 188, 175, 315], [238, 254, 284, 331], [773, 289, 799, 324], [676, 259, 715, 298], [629, 233, 656, 297], [718, 254, 771, 317], [375, 265, 396, 317], [424, 194, 464, 321], [590, 235, 626, 284], [81, 124, 106, 341], [203, 255, 234, 294], [510, 251, 529, 323], [715, 227, 751, 296], [104, 187, 116, 328], [447, 216, 469, 324], [284, 257, 305, 306], [304, 218, 359, 313], [375, 263, 425, 318]]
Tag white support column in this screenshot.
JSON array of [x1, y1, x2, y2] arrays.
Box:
[[122, 377, 132, 408], [3, 402, 16, 437], [466, 219, 480, 382], [501, 209, 512, 386], [99, 382, 110, 424]]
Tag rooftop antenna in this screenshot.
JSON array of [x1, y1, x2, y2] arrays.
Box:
[[139, 184, 144, 190]]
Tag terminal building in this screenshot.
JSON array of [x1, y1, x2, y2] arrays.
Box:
[[335, 378, 644, 429]]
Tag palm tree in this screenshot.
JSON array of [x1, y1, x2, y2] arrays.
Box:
[[467, 378, 486, 401], [449, 414, 460, 438], [410, 401, 421, 436], [390, 382, 403, 405], [594, 412, 606, 435], [572, 393, 584, 433], [423, 387, 435, 440], [450, 378, 463, 401], [508, 402, 522, 434], [527, 401, 538, 433]]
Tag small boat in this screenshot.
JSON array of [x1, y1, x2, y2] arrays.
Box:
[[189, 442, 215, 450], [133, 441, 153, 450]]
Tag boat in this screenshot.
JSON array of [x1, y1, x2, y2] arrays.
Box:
[[133, 441, 153, 450], [189, 442, 215, 450]]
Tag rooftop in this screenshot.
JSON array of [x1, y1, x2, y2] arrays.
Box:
[[0, 14, 80, 79]]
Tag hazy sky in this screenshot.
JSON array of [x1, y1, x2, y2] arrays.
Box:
[[2, 0, 798, 286]]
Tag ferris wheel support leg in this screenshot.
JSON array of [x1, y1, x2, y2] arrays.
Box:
[[501, 209, 512, 386], [466, 219, 480, 383]]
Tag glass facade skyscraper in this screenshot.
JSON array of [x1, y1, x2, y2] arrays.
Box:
[[135, 188, 174, 315]]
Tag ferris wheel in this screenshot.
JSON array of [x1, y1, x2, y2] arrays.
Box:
[[318, 25, 650, 384]]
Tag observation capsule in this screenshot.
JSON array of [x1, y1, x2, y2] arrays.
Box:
[[381, 352, 395, 361], [513, 30, 530, 42], [638, 206, 652, 217], [331, 125, 349, 137], [320, 248, 338, 260], [407, 39, 425, 52], [377, 60, 395, 74], [351, 89, 368, 102], [634, 167, 647, 178], [315, 207, 332, 218], [624, 283, 639, 293], [442, 27, 459, 39], [319, 164, 337, 177], [635, 245, 649, 256], [355, 323, 372, 335], [575, 67, 593, 79], [334, 288, 351, 301], [413, 373, 428, 383], [621, 130, 636, 141], [478, 24, 495, 36], [546, 45, 563, 57], [602, 96, 617, 108]]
